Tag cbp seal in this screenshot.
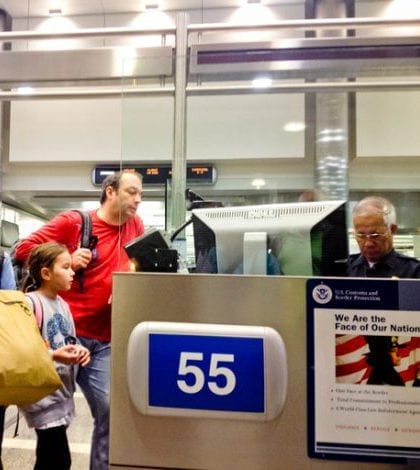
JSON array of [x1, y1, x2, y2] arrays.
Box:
[[312, 284, 333, 304]]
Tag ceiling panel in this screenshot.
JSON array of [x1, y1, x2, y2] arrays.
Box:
[[0, 0, 299, 20]]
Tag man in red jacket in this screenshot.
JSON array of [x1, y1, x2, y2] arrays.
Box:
[[16, 170, 144, 470]]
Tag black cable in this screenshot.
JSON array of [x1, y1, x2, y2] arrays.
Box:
[[170, 218, 193, 243]]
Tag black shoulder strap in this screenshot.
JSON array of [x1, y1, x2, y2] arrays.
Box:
[[73, 210, 92, 248], [72, 210, 92, 292]]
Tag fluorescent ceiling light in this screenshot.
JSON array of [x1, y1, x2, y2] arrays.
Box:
[[17, 86, 34, 95], [251, 178, 266, 189], [252, 77, 272, 88], [283, 121, 306, 132], [232, 3, 275, 26], [145, 1, 160, 9]]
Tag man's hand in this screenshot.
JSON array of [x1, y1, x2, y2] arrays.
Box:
[[71, 248, 92, 271]]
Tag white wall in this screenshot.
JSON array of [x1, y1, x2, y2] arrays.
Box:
[[187, 94, 304, 160], [10, 93, 305, 163], [10, 88, 420, 164], [10, 99, 122, 162], [357, 91, 420, 158]]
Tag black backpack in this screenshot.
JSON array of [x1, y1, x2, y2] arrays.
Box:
[[10, 210, 92, 291]]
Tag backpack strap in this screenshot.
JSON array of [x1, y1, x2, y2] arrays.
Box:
[[56, 295, 69, 316], [25, 292, 44, 330], [73, 210, 92, 249], [72, 210, 93, 292]]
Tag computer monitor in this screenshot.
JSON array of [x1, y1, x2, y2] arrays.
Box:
[[191, 200, 348, 276]]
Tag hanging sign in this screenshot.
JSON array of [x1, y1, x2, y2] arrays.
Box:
[[92, 164, 216, 186]]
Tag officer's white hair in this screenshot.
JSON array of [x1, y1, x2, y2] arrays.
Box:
[[352, 196, 396, 227]]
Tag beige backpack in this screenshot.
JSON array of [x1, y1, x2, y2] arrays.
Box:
[[0, 290, 61, 406]]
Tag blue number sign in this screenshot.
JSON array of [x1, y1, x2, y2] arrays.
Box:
[[127, 322, 287, 421], [149, 333, 264, 412]]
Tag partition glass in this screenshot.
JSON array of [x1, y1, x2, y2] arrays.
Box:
[[119, 6, 420, 271]]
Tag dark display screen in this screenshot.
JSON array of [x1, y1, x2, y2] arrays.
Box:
[[92, 164, 215, 186]]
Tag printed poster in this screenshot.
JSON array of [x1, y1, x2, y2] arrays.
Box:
[[307, 278, 420, 463]]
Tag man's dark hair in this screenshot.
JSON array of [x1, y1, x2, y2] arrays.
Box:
[[100, 170, 142, 204]]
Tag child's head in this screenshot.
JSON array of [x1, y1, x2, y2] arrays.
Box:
[[26, 242, 74, 292]]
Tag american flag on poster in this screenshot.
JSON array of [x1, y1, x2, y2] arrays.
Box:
[[335, 334, 420, 386]]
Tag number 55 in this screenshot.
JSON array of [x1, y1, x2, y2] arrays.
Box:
[[177, 352, 236, 396]]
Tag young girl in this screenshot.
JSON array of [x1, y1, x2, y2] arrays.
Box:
[[20, 242, 90, 470]]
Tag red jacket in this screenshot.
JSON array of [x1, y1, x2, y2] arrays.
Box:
[[15, 210, 144, 341]]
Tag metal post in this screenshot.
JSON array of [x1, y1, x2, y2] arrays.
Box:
[[306, 0, 354, 201], [0, 8, 11, 215], [169, 13, 188, 234]]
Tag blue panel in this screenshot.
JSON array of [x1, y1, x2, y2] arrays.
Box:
[[149, 334, 265, 413], [398, 280, 420, 310], [307, 278, 399, 311]]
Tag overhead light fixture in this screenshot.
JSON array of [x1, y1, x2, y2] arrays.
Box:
[[252, 77, 272, 88], [251, 178, 266, 189], [17, 86, 35, 95], [48, 8, 62, 16], [283, 121, 306, 133], [247, 0, 261, 3]]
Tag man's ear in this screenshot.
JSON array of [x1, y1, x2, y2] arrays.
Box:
[[40, 266, 51, 282], [390, 224, 398, 234], [106, 184, 116, 199]]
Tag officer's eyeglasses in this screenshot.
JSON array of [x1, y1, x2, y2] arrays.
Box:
[[355, 232, 388, 241]]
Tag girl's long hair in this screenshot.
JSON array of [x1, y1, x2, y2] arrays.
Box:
[[22, 242, 68, 292]]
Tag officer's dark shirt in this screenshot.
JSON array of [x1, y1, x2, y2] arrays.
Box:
[[348, 249, 420, 278]]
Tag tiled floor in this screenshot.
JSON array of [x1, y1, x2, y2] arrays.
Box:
[[2, 391, 92, 469]]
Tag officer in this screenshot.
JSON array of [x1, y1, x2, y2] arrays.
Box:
[[348, 196, 420, 278]]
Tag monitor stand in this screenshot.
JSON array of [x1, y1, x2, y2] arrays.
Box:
[[243, 232, 267, 275]]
